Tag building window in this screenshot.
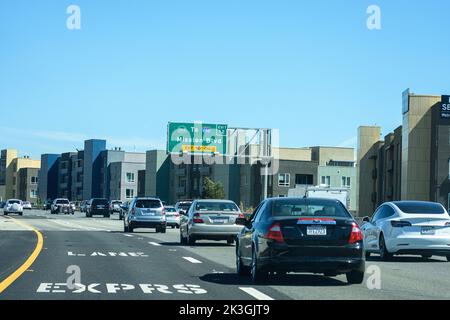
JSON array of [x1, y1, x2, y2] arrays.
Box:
[[30, 176, 38, 185], [278, 173, 290, 187], [126, 189, 134, 199], [30, 190, 38, 199], [342, 176, 351, 188], [321, 176, 331, 186], [295, 174, 313, 185], [126, 172, 135, 183]]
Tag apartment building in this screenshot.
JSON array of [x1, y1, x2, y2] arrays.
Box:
[[17, 167, 39, 204], [357, 90, 450, 214]]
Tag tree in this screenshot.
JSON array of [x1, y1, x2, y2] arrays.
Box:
[[202, 177, 225, 199]]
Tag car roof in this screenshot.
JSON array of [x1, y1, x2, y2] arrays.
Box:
[[194, 199, 235, 203], [134, 197, 161, 200]]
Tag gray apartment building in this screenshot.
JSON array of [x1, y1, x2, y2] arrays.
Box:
[[145, 145, 358, 211], [357, 90, 450, 215]]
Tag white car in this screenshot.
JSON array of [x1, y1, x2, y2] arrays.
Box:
[[361, 201, 450, 261], [23, 201, 32, 210], [4, 199, 24, 216]]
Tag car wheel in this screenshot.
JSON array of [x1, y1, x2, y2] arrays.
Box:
[[346, 270, 365, 284], [19, 212, 23, 216], [129, 225, 134, 233], [124, 224, 129, 233], [4, 212, 8, 215], [176, 225, 180, 229], [365, 251, 371, 259], [251, 247, 268, 283], [188, 234, 196, 246], [379, 234, 393, 261], [104, 214, 110, 218], [236, 244, 250, 276], [227, 237, 235, 245], [160, 227, 166, 234], [446, 255, 450, 262]]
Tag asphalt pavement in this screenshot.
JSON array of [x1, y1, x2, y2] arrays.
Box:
[[1, 209, 449, 300]]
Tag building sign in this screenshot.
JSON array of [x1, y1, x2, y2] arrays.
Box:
[[441, 95, 450, 119], [167, 122, 228, 155]]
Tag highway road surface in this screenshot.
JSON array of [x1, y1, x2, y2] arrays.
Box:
[[1, 210, 450, 300]]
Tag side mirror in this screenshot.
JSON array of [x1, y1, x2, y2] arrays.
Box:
[[362, 216, 371, 223], [235, 217, 247, 226]]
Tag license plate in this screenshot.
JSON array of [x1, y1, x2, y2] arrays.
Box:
[[307, 225, 327, 236], [142, 210, 155, 216], [213, 219, 227, 224], [421, 227, 435, 235]]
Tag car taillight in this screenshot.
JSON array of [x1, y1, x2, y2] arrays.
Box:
[[238, 213, 245, 218], [175, 213, 180, 217], [445, 222, 450, 227], [193, 213, 204, 223], [265, 223, 284, 243], [391, 220, 412, 228], [349, 222, 363, 244], [162, 208, 166, 216]]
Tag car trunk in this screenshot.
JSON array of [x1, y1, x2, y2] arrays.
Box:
[[274, 216, 355, 247], [195, 211, 240, 225], [395, 215, 450, 236]]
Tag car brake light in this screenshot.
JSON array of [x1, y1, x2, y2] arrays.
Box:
[[238, 213, 245, 218], [265, 223, 284, 243], [162, 208, 166, 216], [391, 220, 412, 228], [193, 213, 204, 223], [349, 222, 363, 244]]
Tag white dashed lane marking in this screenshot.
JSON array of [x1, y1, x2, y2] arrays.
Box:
[[123, 234, 133, 237], [148, 242, 161, 246], [182, 257, 202, 264], [239, 287, 274, 300]]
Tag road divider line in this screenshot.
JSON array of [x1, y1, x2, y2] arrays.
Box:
[[183, 257, 202, 264], [0, 217, 44, 294], [239, 287, 274, 300], [149, 242, 161, 246]]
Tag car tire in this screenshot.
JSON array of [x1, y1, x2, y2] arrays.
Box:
[[365, 251, 371, 259], [379, 234, 393, 261], [251, 247, 268, 283], [124, 224, 129, 233], [19, 212, 23, 216], [129, 225, 134, 233], [446, 255, 450, 262], [104, 214, 110, 218], [188, 234, 196, 246], [346, 270, 365, 284], [227, 237, 235, 245], [160, 227, 166, 234], [4, 212, 8, 215], [236, 245, 250, 276]]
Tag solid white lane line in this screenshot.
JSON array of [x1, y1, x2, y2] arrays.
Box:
[[183, 257, 202, 264], [239, 287, 274, 301], [148, 242, 161, 246], [123, 234, 133, 237]]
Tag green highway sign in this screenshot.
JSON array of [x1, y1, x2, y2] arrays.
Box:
[[167, 122, 228, 155]]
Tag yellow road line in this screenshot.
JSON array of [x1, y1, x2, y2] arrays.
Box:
[[0, 217, 43, 294]]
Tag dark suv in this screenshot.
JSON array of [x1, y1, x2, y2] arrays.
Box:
[[86, 198, 110, 218]]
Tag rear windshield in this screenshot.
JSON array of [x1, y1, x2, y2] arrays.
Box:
[[165, 207, 177, 212], [195, 201, 239, 212], [178, 203, 192, 211], [56, 199, 69, 204], [135, 199, 162, 209], [272, 199, 351, 218], [394, 202, 445, 214], [8, 200, 20, 204], [111, 201, 122, 205], [92, 199, 108, 205]]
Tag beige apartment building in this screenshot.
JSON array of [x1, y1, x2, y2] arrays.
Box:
[[357, 90, 450, 215]]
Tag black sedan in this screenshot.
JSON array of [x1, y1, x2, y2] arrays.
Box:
[[235, 197, 365, 284]]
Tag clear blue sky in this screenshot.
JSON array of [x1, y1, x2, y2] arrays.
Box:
[[1, 0, 450, 158]]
